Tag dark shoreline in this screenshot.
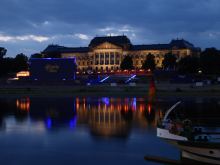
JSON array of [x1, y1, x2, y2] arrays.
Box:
[[1, 84, 220, 98]]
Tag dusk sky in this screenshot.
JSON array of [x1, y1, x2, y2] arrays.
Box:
[[0, 0, 220, 56]]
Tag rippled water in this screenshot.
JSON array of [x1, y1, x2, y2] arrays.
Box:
[[0, 97, 219, 165]]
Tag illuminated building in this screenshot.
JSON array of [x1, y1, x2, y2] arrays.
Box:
[[42, 35, 201, 72]]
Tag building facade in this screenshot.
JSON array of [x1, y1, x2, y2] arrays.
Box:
[[42, 36, 200, 72]]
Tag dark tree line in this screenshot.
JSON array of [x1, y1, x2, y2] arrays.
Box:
[[120, 48, 220, 75], [0, 48, 28, 77]]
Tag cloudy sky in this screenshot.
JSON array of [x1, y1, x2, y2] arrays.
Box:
[[0, 0, 220, 56]]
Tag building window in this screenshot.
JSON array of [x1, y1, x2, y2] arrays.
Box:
[[110, 60, 114, 65], [96, 61, 99, 65], [116, 60, 120, 65], [95, 54, 99, 59], [110, 52, 114, 59], [91, 61, 93, 65], [100, 61, 104, 65], [105, 52, 109, 58], [100, 53, 104, 59], [83, 61, 85, 65], [115, 52, 120, 58], [106, 66, 108, 71], [111, 66, 114, 70], [105, 60, 109, 65]]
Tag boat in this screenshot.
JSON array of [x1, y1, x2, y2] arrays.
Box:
[[157, 101, 220, 164]]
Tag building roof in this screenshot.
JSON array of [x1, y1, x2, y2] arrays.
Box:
[[42, 45, 65, 53], [60, 47, 89, 53], [42, 45, 89, 54], [42, 37, 200, 54], [169, 39, 194, 49], [131, 44, 170, 51], [89, 35, 132, 48]]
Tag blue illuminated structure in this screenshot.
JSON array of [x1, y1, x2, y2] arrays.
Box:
[[125, 74, 136, 83], [29, 58, 77, 81], [99, 76, 110, 83]]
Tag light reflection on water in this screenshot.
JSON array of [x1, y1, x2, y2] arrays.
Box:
[[0, 97, 219, 165], [3, 97, 163, 134]]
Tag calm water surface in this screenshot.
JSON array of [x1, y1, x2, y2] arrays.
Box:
[[0, 97, 219, 165]]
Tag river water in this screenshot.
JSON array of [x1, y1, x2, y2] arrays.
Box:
[[0, 97, 219, 165]]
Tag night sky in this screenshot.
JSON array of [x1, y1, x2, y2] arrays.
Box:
[[0, 0, 220, 56]]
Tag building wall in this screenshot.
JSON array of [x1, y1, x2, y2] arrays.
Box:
[[61, 43, 194, 72]]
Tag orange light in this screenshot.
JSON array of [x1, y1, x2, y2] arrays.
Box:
[[16, 98, 30, 112], [16, 71, 30, 77], [148, 104, 152, 114]]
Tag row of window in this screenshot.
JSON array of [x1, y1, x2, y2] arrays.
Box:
[[77, 60, 121, 66], [95, 52, 120, 59], [95, 60, 120, 65], [80, 66, 120, 72], [78, 59, 161, 66]]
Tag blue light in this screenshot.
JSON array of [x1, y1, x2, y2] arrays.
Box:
[[69, 116, 77, 128], [132, 98, 137, 111], [125, 74, 136, 83], [102, 97, 110, 105], [46, 118, 52, 129], [100, 76, 110, 83]]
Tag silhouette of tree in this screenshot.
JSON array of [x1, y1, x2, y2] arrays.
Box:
[[120, 55, 134, 70], [177, 56, 200, 74], [200, 48, 220, 74], [0, 57, 14, 76], [0, 47, 7, 59], [14, 53, 29, 72], [162, 53, 177, 70], [142, 53, 156, 71]]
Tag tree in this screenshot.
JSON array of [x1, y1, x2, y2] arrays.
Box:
[[200, 48, 220, 74], [177, 56, 200, 74], [0, 47, 7, 59], [14, 53, 29, 72], [162, 53, 177, 70], [120, 55, 134, 70], [142, 53, 156, 71]]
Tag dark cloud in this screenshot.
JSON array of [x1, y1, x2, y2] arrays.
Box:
[[0, 0, 220, 56]]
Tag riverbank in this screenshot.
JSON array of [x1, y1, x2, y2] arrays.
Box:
[[1, 84, 220, 98]]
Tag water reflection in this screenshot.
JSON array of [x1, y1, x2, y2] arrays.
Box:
[[1, 97, 220, 137], [0, 97, 164, 138]]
